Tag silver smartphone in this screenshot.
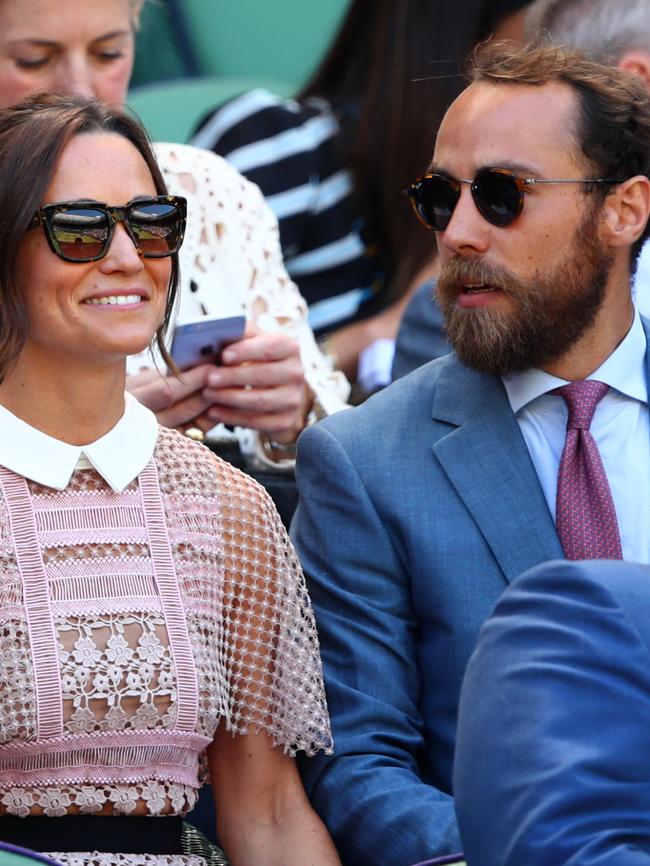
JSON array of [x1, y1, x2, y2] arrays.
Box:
[[170, 315, 246, 371]]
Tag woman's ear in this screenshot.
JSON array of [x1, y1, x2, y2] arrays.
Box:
[[600, 175, 650, 251]]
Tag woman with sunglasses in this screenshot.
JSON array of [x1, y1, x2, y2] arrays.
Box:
[[0, 92, 340, 866], [0, 0, 349, 481]]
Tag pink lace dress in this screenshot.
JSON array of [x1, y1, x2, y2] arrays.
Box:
[[0, 420, 331, 866]]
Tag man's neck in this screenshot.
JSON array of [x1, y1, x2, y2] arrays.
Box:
[[543, 287, 635, 381]]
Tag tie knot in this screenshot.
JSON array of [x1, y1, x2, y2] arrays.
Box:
[[553, 380, 609, 430]]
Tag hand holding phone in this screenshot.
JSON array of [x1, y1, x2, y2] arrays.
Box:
[[170, 315, 246, 371]]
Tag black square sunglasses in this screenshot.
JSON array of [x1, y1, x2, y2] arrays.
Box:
[[28, 195, 187, 263], [404, 168, 624, 231]]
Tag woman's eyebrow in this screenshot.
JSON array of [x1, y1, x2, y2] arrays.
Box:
[[7, 38, 59, 48], [7, 30, 130, 48], [91, 30, 132, 44]]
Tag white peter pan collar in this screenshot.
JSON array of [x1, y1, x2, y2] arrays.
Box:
[[0, 392, 158, 492]]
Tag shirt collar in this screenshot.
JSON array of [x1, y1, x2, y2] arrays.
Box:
[[0, 392, 158, 492], [502, 308, 648, 414]]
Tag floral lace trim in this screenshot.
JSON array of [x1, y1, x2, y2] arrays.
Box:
[[0, 781, 196, 817], [48, 856, 205, 866]]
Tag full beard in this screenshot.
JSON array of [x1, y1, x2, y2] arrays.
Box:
[[436, 213, 613, 376]]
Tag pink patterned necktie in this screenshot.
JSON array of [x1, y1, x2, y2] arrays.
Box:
[[553, 380, 623, 560]]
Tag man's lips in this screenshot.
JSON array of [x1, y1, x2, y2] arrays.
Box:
[[457, 283, 504, 308]]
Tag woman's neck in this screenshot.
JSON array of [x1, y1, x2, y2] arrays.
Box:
[[0, 350, 127, 445]]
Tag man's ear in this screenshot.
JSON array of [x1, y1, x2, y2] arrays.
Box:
[[600, 175, 650, 250], [618, 51, 650, 88]]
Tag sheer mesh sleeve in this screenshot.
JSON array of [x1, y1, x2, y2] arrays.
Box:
[[199, 448, 332, 756]]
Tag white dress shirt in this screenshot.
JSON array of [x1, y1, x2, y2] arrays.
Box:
[[502, 310, 650, 563], [0, 393, 158, 492], [633, 241, 650, 317]]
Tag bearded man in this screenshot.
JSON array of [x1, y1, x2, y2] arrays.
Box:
[[291, 42, 650, 866]]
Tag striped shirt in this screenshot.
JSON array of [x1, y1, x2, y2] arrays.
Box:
[[192, 89, 389, 335]]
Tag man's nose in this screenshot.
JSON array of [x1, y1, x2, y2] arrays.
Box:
[[437, 187, 491, 258]]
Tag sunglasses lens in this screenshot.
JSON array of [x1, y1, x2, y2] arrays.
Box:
[[409, 175, 460, 231], [50, 207, 109, 261], [129, 201, 183, 257], [472, 171, 522, 227]]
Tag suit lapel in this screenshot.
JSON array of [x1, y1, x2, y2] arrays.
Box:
[[431, 357, 563, 583]]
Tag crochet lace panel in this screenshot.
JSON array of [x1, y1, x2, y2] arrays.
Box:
[[0, 427, 331, 821]]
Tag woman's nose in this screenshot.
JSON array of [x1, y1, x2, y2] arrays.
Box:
[[98, 223, 144, 273], [54, 57, 96, 100]]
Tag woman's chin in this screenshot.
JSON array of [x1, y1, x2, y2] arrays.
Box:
[[95, 331, 158, 363]]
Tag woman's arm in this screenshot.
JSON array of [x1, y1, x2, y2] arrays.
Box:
[[209, 461, 338, 865], [209, 726, 341, 866]]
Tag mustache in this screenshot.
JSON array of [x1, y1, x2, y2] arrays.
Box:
[[437, 258, 518, 296]]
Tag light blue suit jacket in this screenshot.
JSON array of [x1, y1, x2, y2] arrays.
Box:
[[292, 325, 650, 866]]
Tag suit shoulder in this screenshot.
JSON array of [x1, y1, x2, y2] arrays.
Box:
[[304, 354, 457, 444]]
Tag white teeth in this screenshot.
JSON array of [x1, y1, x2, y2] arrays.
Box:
[[465, 285, 494, 294], [84, 295, 143, 306]]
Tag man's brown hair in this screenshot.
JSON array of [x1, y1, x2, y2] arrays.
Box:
[[470, 41, 650, 261]]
